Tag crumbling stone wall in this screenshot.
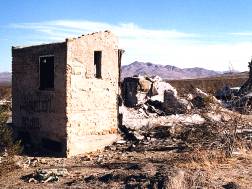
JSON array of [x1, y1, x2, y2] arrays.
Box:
[[12, 31, 121, 157], [122, 77, 140, 107], [12, 42, 67, 155], [66, 31, 120, 156]]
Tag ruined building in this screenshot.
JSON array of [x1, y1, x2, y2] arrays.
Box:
[[12, 31, 123, 157]]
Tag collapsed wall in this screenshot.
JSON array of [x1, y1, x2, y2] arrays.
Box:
[[122, 76, 177, 107]]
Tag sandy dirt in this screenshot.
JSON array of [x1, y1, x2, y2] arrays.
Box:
[[0, 132, 251, 189]]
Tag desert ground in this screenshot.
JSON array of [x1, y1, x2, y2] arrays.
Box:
[[0, 76, 252, 189]]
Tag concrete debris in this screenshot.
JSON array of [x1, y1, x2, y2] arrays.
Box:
[[221, 59, 252, 113], [0, 149, 8, 163], [237, 59, 252, 96], [237, 128, 252, 140], [121, 106, 207, 130], [149, 81, 177, 101], [216, 85, 240, 100], [169, 114, 205, 125], [138, 76, 152, 92], [226, 92, 252, 113], [191, 93, 221, 110], [121, 76, 252, 156], [0, 100, 11, 106], [16, 157, 50, 169], [119, 74, 252, 154], [204, 111, 230, 122], [122, 77, 143, 107], [122, 76, 177, 107], [120, 109, 206, 139], [116, 110, 252, 157], [23, 157, 39, 168], [122, 76, 223, 119], [191, 96, 206, 109], [194, 88, 208, 98], [133, 131, 145, 140], [80, 155, 92, 161], [22, 168, 68, 183], [145, 100, 165, 115], [186, 93, 194, 101], [163, 90, 189, 114], [122, 77, 185, 118], [118, 124, 139, 142], [194, 88, 221, 105], [116, 140, 127, 144]]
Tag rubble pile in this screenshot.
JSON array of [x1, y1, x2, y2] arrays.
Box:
[[216, 59, 252, 114], [122, 76, 177, 108], [163, 90, 189, 114], [216, 84, 252, 113], [122, 71, 252, 119], [122, 75, 224, 117], [216, 85, 240, 100], [120, 75, 252, 156]]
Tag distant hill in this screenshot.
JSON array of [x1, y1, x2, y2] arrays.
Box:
[[0, 63, 245, 86], [121, 61, 221, 80], [0, 72, 11, 86], [217, 71, 248, 78]]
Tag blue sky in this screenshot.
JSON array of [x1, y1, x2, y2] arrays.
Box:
[[1, 0, 252, 71]]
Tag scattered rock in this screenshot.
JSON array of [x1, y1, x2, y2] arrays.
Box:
[[116, 140, 127, 144], [216, 85, 240, 100], [22, 168, 68, 183], [163, 90, 188, 114], [81, 155, 91, 161], [222, 182, 240, 189], [84, 175, 96, 182], [192, 96, 206, 109], [122, 75, 177, 110], [40, 158, 47, 164], [133, 131, 145, 140]]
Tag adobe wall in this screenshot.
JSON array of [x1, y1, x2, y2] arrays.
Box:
[[12, 42, 67, 155], [66, 31, 120, 156]]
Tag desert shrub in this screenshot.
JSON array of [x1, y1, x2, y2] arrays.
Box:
[[0, 86, 11, 100], [168, 76, 247, 95], [0, 104, 22, 176]]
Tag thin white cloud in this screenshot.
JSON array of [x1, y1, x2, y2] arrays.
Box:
[[9, 20, 252, 71], [10, 20, 195, 39], [230, 32, 252, 36]]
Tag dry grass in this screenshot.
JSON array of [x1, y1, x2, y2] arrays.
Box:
[[0, 104, 22, 177], [0, 86, 11, 100], [168, 76, 247, 95], [175, 149, 227, 169]]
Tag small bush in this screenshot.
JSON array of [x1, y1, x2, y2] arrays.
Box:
[[0, 86, 11, 100], [0, 104, 22, 176]]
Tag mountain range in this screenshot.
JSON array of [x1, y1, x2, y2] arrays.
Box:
[[0, 61, 230, 85], [0, 72, 11, 86], [121, 61, 221, 80]]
